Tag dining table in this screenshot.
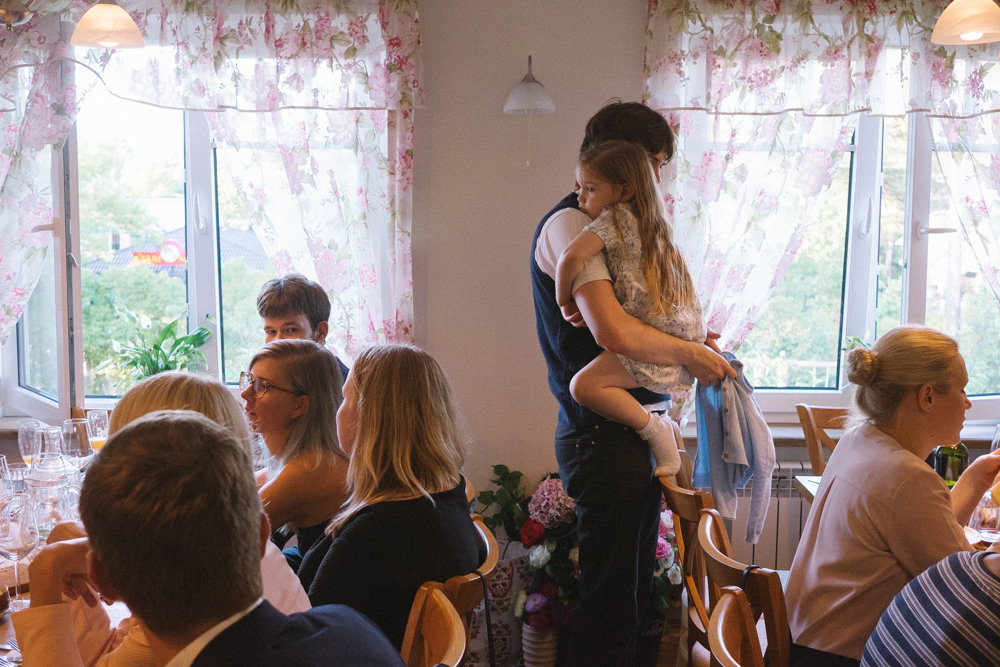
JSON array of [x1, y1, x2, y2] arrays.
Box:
[[794, 474, 821, 503]]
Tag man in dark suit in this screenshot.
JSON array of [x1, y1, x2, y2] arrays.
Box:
[[24, 409, 402, 666]]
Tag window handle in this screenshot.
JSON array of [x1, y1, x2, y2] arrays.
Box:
[[860, 198, 873, 237], [193, 193, 208, 234], [917, 224, 958, 239]]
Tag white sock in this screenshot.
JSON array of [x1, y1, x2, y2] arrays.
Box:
[[645, 415, 681, 477]]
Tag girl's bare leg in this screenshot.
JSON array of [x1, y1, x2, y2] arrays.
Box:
[[570, 351, 680, 476]]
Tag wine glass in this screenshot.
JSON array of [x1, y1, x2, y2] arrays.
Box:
[[87, 409, 110, 452], [63, 417, 95, 475], [0, 493, 39, 611], [17, 419, 41, 468]]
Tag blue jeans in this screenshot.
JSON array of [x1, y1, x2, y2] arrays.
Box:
[[556, 421, 662, 667]]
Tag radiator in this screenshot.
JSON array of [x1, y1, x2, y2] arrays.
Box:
[[727, 460, 811, 570]]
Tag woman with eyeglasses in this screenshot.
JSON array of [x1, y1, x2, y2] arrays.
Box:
[[241, 338, 348, 562]]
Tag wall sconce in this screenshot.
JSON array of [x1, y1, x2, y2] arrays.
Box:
[[932, 0, 1000, 45], [503, 55, 554, 116], [71, 0, 143, 48]]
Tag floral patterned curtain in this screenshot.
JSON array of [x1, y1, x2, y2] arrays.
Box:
[[0, 6, 78, 345], [644, 0, 1000, 352], [0, 0, 420, 355]]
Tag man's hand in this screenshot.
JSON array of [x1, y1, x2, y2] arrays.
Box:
[[705, 328, 723, 354], [685, 342, 736, 386], [27, 537, 100, 608]]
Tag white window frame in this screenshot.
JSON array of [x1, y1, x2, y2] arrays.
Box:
[[2, 110, 229, 418], [755, 112, 1000, 423]]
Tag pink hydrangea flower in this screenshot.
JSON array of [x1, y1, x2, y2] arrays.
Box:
[[528, 478, 576, 529]]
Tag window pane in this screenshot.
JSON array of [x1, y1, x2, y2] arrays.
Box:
[[925, 151, 1000, 396], [18, 243, 58, 398], [738, 152, 851, 389], [75, 87, 188, 397], [876, 117, 907, 338], [216, 160, 275, 384]]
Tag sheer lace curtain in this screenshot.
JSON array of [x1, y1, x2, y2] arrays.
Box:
[[644, 0, 1000, 354], [0, 8, 79, 345], [0, 0, 420, 354]]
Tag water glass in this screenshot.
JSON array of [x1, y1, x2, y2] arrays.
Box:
[[0, 493, 39, 611], [4, 463, 29, 495]]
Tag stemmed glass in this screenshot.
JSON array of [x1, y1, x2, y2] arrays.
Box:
[[63, 417, 95, 475], [970, 425, 1000, 544], [87, 409, 110, 452], [0, 493, 39, 611], [17, 419, 41, 468]]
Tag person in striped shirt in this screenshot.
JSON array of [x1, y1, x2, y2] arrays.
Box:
[[862, 549, 1000, 666]]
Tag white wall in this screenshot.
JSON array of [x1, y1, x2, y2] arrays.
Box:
[[413, 1, 648, 493]]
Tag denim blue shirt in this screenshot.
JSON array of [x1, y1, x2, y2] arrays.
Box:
[[693, 352, 776, 543]]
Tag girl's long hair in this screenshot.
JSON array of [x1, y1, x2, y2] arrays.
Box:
[[328, 344, 465, 535], [580, 140, 695, 314]]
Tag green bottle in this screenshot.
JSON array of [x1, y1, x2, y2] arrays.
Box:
[[933, 443, 969, 488]]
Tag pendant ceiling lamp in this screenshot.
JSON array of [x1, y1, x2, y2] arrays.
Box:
[[71, 0, 143, 49], [503, 56, 555, 116], [931, 0, 1000, 45], [0, 0, 33, 28]]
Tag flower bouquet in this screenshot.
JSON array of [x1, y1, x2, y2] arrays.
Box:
[[650, 509, 683, 615], [514, 476, 579, 632]]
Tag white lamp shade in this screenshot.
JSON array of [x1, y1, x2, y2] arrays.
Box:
[[71, 1, 144, 49], [503, 56, 555, 116], [932, 0, 1000, 45]]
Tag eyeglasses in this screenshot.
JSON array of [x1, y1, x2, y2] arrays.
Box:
[[238, 371, 298, 399]]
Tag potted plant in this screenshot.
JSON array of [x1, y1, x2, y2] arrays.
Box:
[[96, 309, 212, 389]]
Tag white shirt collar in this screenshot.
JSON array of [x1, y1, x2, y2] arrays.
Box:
[[164, 598, 263, 667]]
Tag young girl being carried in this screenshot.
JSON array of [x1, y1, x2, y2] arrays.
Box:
[[556, 140, 705, 477]]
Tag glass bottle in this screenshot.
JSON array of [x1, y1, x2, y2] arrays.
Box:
[[932, 442, 969, 488]]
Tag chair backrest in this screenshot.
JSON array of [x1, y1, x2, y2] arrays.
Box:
[[676, 447, 694, 490], [463, 475, 476, 511], [661, 475, 717, 659], [440, 513, 500, 639], [400, 581, 466, 667], [698, 509, 791, 667], [708, 586, 765, 667], [795, 404, 849, 475]]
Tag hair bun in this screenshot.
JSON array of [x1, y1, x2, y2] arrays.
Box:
[[847, 347, 878, 386]]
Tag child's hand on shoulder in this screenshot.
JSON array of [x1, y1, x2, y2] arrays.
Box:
[[561, 300, 585, 327]]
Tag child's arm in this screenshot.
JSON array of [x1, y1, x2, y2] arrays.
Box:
[[556, 230, 606, 319]]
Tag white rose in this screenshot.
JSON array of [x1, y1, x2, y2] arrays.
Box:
[[529, 544, 552, 569]]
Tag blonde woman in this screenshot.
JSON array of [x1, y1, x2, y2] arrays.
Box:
[[16, 372, 309, 667], [242, 339, 348, 559], [296, 344, 479, 649], [785, 326, 1000, 666]]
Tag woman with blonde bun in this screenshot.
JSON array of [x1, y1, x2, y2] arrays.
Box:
[[785, 326, 1000, 666], [15, 371, 309, 667]]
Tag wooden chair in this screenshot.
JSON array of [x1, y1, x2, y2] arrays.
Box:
[[463, 475, 476, 512], [795, 404, 849, 475], [708, 586, 765, 667], [698, 509, 791, 667], [400, 581, 466, 667], [660, 474, 717, 665], [440, 514, 500, 644]]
